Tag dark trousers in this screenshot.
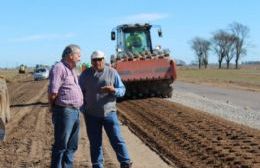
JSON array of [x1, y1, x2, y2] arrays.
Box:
[[84, 112, 131, 168]]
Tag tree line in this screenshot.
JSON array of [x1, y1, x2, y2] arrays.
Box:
[[191, 22, 249, 69]]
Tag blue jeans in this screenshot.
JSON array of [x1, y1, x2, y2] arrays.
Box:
[[51, 106, 80, 168], [84, 112, 131, 168]]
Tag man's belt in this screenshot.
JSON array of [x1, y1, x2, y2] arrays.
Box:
[[54, 104, 80, 110]]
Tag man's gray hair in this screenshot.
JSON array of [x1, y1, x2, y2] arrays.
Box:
[[62, 44, 80, 59]]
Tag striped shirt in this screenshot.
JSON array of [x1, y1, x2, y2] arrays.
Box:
[[48, 61, 83, 108]]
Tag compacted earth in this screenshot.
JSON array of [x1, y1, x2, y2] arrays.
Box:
[[0, 74, 259, 168], [0, 75, 169, 168], [118, 99, 260, 167]]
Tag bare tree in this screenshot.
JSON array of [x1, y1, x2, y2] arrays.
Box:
[[212, 30, 232, 69], [191, 37, 211, 69], [201, 40, 211, 68], [229, 22, 249, 69], [224, 34, 237, 69]]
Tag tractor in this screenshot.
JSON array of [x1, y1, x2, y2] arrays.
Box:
[[110, 23, 177, 98], [19, 64, 26, 74]]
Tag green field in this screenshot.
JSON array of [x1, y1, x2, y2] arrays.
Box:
[[177, 65, 260, 91]]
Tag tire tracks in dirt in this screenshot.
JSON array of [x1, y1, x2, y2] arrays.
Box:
[[117, 98, 260, 168], [2, 77, 121, 167], [7, 81, 48, 136], [0, 79, 51, 167]]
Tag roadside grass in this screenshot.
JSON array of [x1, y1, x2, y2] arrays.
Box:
[[177, 65, 260, 91]]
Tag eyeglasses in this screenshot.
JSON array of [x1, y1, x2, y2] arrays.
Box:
[[92, 58, 103, 62]]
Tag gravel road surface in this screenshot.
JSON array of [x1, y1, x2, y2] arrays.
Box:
[[169, 81, 260, 129]]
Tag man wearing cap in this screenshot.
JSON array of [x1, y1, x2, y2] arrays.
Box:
[[48, 44, 83, 168], [79, 50, 132, 168]]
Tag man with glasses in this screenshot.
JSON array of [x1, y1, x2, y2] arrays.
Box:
[[79, 50, 132, 168], [48, 44, 83, 168]]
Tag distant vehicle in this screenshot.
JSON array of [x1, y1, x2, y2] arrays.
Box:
[[175, 59, 186, 66], [35, 64, 49, 70], [33, 68, 49, 81], [19, 64, 26, 74]]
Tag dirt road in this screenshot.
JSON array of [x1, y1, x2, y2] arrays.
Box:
[[118, 99, 260, 167], [0, 76, 169, 168], [171, 81, 260, 129], [174, 81, 260, 112], [0, 75, 259, 167]]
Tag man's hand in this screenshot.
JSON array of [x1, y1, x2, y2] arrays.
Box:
[[101, 85, 115, 94], [48, 93, 57, 113], [48, 104, 53, 113]]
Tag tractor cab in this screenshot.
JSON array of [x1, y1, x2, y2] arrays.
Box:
[[111, 23, 162, 55]]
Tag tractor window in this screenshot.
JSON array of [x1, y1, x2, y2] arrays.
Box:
[[117, 30, 123, 49], [125, 31, 148, 53]]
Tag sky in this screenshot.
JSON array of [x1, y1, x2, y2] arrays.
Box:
[[0, 0, 259, 68]]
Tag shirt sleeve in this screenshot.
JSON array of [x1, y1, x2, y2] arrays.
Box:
[[114, 71, 126, 97], [49, 65, 63, 94]]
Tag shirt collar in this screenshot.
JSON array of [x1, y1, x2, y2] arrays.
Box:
[[62, 60, 73, 70]]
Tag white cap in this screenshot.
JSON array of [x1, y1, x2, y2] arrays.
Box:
[[91, 50, 105, 60]]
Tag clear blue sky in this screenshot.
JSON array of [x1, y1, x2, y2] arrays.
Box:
[[0, 0, 259, 68]]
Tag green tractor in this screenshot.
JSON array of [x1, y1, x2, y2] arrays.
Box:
[[19, 64, 26, 74]]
